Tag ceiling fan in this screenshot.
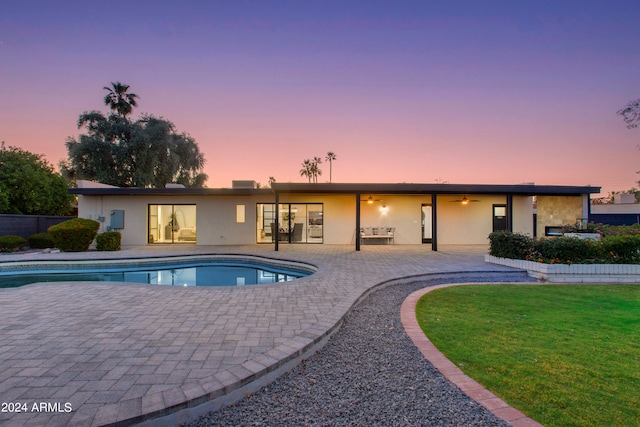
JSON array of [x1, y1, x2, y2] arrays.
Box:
[[361, 194, 383, 204], [450, 196, 479, 205]]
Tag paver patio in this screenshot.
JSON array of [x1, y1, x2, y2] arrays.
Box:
[[0, 244, 523, 426]]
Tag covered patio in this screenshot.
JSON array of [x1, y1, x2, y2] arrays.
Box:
[[271, 182, 600, 251]]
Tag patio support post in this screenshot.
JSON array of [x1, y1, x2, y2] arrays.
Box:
[[431, 193, 438, 251], [274, 191, 279, 251], [355, 192, 361, 251], [507, 194, 513, 232], [583, 193, 590, 220]]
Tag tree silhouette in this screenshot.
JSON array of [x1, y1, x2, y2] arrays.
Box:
[[325, 151, 336, 182], [299, 159, 312, 183], [618, 98, 640, 129], [64, 83, 207, 187], [103, 82, 139, 117], [299, 157, 323, 183], [311, 156, 323, 183]]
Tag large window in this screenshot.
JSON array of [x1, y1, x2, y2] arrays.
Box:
[[256, 203, 323, 244], [148, 204, 196, 243]]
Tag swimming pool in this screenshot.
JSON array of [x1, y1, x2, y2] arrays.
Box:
[[0, 258, 314, 288]]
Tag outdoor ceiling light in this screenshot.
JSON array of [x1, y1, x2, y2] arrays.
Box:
[[368, 195, 373, 204]]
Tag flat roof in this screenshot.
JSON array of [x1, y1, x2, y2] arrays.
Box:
[[271, 182, 601, 196], [70, 187, 274, 196], [70, 182, 601, 197]]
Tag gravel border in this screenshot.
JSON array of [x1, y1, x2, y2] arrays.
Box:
[[182, 272, 531, 427]]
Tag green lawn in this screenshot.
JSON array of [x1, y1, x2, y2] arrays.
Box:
[[416, 284, 640, 427]]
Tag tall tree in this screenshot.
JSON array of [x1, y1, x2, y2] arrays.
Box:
[[299, 159, 312, 183], [325, 151, 336, 183], [0, 143, 73, 215], [311, 156, 323, 183], [103, 82, 139, 117], [63, 83, 207, 188], [299, 157, 323, 183]]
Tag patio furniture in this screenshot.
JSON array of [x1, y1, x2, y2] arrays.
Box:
[[177, 227, 196, 241], [292, 223, 303, 242], [270, 223, 288, 241], [360, 227, 395, 244]]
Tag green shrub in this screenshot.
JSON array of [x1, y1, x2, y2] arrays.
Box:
[[0, 235, 27, 252], [488, 231, 532, 259], [96, 231, 121, 251], [530, 237, 599, 264], [28, 232, 55, 249], [489, 228, 640, 264], [48, 218, 100, 252], [601, 235, 640, 264], [597, 223, 640, 237]]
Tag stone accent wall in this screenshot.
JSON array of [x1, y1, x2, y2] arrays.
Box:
[[536, 196, 582, 235]]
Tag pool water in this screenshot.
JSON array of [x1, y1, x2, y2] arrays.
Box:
[[0, 261, 310, 288]]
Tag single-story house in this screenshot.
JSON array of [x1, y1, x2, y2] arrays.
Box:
[[70, 180, 600, 251]]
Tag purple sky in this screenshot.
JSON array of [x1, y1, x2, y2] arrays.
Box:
[[2, 0, 640, 194]]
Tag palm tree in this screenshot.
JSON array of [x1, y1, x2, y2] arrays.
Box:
[[311, 157, 322, 183], [268, 176, 276, 187], [103, 82, 139, 117], [299, 159, 312, 183], [325, 151, 336, 183]]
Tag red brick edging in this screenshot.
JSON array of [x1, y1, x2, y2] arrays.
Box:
[[400, 283, 543, 427]]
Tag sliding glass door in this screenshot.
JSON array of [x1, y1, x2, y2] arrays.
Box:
[[148, 204, 197, 244], [256, 203, 323, 244]]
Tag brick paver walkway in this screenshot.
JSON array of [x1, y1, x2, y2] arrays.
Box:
[[0, 245, 522, 426]]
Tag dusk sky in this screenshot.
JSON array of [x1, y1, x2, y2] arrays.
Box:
[[2, 1, 640, 195]]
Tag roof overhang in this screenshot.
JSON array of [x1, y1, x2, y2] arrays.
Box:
[[271, 182, 601, 196], [69, 182, 601, 197], [69, 187, 274, 196]]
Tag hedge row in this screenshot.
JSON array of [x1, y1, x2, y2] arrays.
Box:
[[46, 219, 122, 252], [28, 232, 55, 249], [0, 219, 122, 252], [562, 222, 640, 237], [489, 231, 640, 264], [0, 235, 27, 252], [0, 233, 56, 252]]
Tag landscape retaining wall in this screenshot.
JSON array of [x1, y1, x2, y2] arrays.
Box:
[[485, 254, 640, 283]]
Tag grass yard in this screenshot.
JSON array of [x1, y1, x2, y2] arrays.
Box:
[[416, 284, 640, 427]]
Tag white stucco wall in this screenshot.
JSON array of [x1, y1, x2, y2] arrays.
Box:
[[75, 192, 539, 247], [77, 194, 268, 247], [359, 195, 430, 244], [436, 194, 510, 244]]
